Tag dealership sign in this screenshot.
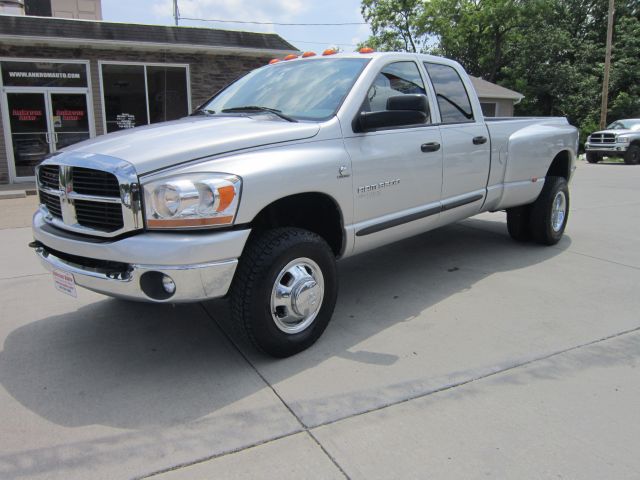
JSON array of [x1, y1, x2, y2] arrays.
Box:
[[1, 61, 87, 88]]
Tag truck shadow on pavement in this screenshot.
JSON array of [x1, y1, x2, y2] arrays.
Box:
[[1, 216, 575, 432]]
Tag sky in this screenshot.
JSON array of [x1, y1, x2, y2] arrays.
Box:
[[102, 0, 373, 55]]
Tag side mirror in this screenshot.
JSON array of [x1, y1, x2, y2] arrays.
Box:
[[354, 94, 428, 132], [387, 94, 429, 112]]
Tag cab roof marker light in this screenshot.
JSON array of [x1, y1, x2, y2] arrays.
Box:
[[268, 58, 281, 64], [359, 47, 375, 54], [302, 51, 316, 58], [322, 48, 338, 56], [283, 54, 298, 61]]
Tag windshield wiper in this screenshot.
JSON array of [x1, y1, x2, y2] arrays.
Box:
[[191, 108, 216, 116], [221, 106, 298, 122]]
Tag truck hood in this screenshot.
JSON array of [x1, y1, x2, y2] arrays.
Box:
[[64, 115, 320, 174], [591, 129, 633, 136]]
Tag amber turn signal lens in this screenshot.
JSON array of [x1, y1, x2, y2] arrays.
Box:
[[217, 185, 236, 212], [147, 216, 234, 228], [302, 51, 316, 58]]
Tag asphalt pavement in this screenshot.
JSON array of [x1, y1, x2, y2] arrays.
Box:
[[0, 161, 638, 479]]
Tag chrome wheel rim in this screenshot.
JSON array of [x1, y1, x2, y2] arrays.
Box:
[[270, 258, 324, 334], [551, 191, 566, 232]]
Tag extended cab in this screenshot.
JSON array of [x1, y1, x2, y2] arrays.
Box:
[[31, 52, 578, 356], [585, 118, 640, 165]]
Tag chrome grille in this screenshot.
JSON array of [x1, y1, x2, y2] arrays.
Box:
[[590, 133, 616, 144], [72, 167, 121, 197], [75, 199, 124, 231], [36, 157, 142, 238], [39, 190, 63, 219], [39, 165, 60, 190]]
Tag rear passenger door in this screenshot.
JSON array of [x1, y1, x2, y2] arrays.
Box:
[[424, 62, 490, 221]]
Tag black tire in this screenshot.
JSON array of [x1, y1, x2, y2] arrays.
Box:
[[529, 176, 569, 245], [230, 227, 338, 357], [506, 205, 532, 242], [624, 145, 640, 165], [586, 152, 600, 164]]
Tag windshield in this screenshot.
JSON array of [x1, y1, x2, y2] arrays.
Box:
[[606, 119, 640, 130], [199, 58, 369, 121]]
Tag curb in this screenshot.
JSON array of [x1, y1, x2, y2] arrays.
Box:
[[0, 190, 26, 199], [0, 188, 37, 200]]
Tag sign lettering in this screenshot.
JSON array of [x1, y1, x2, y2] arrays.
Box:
[[116, 113, 136, 129], [12, 108, 42, 121], [8, 71, 81, 80], [56, 109, 85, 121], [1, 61, 87, 87]]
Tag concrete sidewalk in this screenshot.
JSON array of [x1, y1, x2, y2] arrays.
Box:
[[0, 161, 638, 479]]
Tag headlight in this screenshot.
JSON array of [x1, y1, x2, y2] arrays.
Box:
[[617, 136, 630, 144], [143, 173, 241, 229]]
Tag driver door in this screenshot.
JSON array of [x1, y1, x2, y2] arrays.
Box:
[[343, 61, 443, 254]]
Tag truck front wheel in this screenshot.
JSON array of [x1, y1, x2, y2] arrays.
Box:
[[529, 176, 569, 245], [585, 152, 599, 163], [624, 145, 640, 165], [230, 228, 338, 357]]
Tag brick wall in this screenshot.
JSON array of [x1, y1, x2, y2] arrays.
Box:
[[0, 45, 271, 183]]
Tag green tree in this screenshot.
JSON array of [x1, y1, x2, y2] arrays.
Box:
[[421, 0, 532, 82], [361, 0, 640, 144], [360, 0, 426, 51]]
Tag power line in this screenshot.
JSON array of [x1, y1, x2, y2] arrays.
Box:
[[178, 16, 367, 26]]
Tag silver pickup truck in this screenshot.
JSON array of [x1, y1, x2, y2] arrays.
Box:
[[31, 52, 578, 356], [585, 118, 640, 165]]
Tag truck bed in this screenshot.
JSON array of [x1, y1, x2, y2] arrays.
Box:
[[483, 116, 577, 211]]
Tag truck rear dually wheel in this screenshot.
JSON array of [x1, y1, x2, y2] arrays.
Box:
[[230, 227, 337, 357], [529, 176, 569, 245], [506, 205, 532, 242]]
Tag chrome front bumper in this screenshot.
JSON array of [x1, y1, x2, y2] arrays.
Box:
[[32, 210, 251, 303], [585, 143, 628, 153]]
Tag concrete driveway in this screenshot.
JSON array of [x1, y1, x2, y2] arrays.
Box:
[[0, 161, 638, 479]]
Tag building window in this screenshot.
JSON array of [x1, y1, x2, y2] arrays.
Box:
[[480, 102, 497, 117], [100, 63, 190, 134], [146, 66, 189, 124], [24, 0, 52, 17]]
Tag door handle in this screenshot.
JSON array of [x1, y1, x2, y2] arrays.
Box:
[[421, 142, 441, 152], [473, 136, 487, 145]]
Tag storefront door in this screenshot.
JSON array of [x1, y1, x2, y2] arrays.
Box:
[[3, 91, 91, 180], [50, 93, 91, 150], [0, 59, 93, 182], [5, 92, 51, 178]]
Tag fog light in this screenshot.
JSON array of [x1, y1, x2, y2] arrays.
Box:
[[162, 275, 176, 294]]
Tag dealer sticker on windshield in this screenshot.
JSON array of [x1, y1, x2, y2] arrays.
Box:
[[53, 269, 77, 298]]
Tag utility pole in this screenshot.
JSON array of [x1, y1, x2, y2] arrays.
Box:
[[600, 0, 615, 129], [173, 0, 179, 26]]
